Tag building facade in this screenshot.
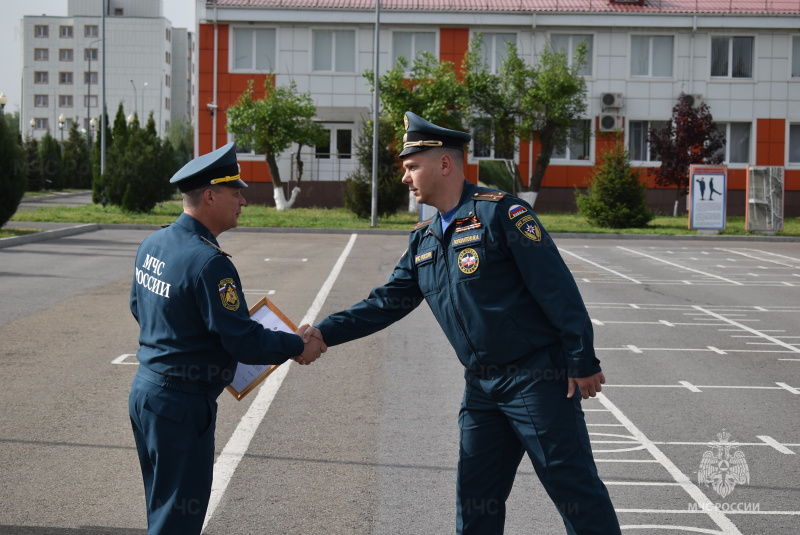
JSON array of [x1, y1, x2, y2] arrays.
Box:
[[196, 0, 800, 215], [21, 0, 194, 142]]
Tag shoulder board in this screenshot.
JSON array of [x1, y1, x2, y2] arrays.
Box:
[[411, 218, 433, 232], [472, 192, 506, 202], [200, 236, 231, 257]]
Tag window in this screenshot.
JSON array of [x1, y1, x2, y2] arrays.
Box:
[[84, 25, 99, 37], [60, 118, 74, 130], [392, 31, 436, 66], [35, 118, 49, 129], [84, 72, 98, 85], [166, 51, 171, 64], [60, 95, 73, 107], [60, 72, 73, 84], [35, 48, 49, 61], [790, 124, 800, 164], [233, 28, 276, 70], [60, 49, 73, 61], [165, 73, 171, 87], [476, 33, 516, 73], [714, 122, 751, 164], [629, 120, 667, 161], [471, 118, 515, 160], [552, 120, 591, 160], [313, 30, 355, 72], [35, 25, 49, 38], [166, 28, 171, 42], [35, 71, 49, 84], [315, 127, 352, 159], [84, 48, 98, 61], [114, 8, 123, 16], [551, 34, 593, 76], [34, 95, 49, 107], [60, 25, 73, 38], [792, 37, 800, 78], [711, 36, 754, 78], [631, 35, 673, 77], [165, 97, 171, 111], [84, 95, 98, 108]]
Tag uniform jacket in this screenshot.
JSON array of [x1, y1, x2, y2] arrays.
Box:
[[317, 181, 601, 378], [130, 213, 303, 386]]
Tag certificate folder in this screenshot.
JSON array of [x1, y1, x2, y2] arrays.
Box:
[[226, 296, 297, 400]]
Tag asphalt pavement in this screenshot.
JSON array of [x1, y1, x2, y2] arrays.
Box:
[[0, 197, 798, 534]]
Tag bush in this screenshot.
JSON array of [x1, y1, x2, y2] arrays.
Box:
[[343, 117, 406, 219], [0, 117, 27, 226], [576, 139, 653, 228]]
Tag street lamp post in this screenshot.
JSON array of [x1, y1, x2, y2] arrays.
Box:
[[58, 114, 66, 141], [89, 117, 97, 148], [0, 92, 7, 116], [141, 82, 148, 122], [29, 118, 35, 138], [87, 39, 102, 152], [130, 80, 137, 118]]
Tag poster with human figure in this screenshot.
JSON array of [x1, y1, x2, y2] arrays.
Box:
[[689, 165, 727, 230]]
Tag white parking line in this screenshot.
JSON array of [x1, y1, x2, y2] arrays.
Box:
[[202, 233, 358, 533], [596, 393, 743, 535], [617, 246, 744, 285], [559, 248, 643, 284], [693, 306, 800, 355]]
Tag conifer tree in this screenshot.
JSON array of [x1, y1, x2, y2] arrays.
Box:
[[0, 116, 26, 226]]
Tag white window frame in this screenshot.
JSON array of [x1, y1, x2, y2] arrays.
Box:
[[628, 120, 667, 163], [84, 48, 98, 61], [35, 48, 49, 61], [231, 27, 277, 72], [715, 122, 752, 165], [34, 118, 49, 129], [710, 36, 755, 79], [84, 71, 98, 85], [789, 123, 800, 165], [84, 95, 98, 108], [34, 94, 49, 107], [392, 31, 437, 68], [473, 32, 516, 74], [35, 25, 49, 38], [552, 119, 593, 162], [60, 25, 73, 38], [60, 49, 73, 61], [34, 71, 49, 84], [630, 35, 674, 78], [314, 125, 353, 160], [59, 72, 73, 85], [791, 36, 800, 78], [469, 117, 517, 162], [60, 95, 73, 107], [550, 33, 594, 77], [312, 29, 356, 73], [84, 25, 99, 38]]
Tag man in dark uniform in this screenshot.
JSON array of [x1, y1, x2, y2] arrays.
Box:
[[128, 142, 326, 535], [314, 113, 621, 534]]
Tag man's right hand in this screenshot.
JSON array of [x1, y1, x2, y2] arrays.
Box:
[[293, 324, 327, 365]]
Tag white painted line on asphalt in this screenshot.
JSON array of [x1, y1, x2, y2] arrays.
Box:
[[559, 248, 643, 284], [707, 346, 727, 355], [618, 246, 744, 285], [693, 306, 800, 355], [596, 393, 743, 535], [591, 318, 604, 326], [112, 354, 137, 364], [715, 247, 800, 268], [757, 435, 796, 454], [679, 381, 702, 392], [627, 344, 643, 353], [618, 509, 800, 516], [605, 481, 681, 486], [776, 382, 800, 394], [592, 439, 800, 448], [660, 320, 675, 327], [243, 289, 276, 295], [202, 233, 358, 533]]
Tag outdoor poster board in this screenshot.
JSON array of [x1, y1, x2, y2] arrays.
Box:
[[745, 166, 784, 232], [225, 296, 297, 400], [689, 164, 727, 230]]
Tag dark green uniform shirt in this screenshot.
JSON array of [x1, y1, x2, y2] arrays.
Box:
[[317, 181, 601, 378]]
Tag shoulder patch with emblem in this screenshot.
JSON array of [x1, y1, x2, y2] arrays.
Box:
[[218, 278, 240, 311], [508, 204, 527, 220], [515, 214, 542, 242], [472, 191, 506, 202]]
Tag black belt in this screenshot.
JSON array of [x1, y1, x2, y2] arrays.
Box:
[[136, 364, 224, 396]]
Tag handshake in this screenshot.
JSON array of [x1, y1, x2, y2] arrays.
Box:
[[292, 324, 327, 365]]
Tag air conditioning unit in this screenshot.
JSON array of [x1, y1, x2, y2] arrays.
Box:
[[601, 92, 623, 108], [599, 113, 622, 132], [682, 93, 703, 107]]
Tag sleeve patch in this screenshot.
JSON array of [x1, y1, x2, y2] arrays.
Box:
[[515, 214, 542, 242], [218, 278, 241, 311], [508, 204, 527, 219]]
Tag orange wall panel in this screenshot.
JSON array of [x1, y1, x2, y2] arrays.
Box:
[[440, 28, 469, 76]]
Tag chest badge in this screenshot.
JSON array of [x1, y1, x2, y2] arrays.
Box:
[[457, 248, 480, 275], [218, 278, 241, 311]]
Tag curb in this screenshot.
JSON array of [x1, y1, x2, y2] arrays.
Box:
[[0, 224, 100, 249]]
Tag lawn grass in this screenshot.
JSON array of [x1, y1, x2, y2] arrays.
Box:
[[5, 196, 799, 238]]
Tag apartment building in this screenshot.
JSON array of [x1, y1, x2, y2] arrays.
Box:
[[21, 0, 194, 142], [196, 0, 800, 215]]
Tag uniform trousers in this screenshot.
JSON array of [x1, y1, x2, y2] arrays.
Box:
[[129, 366, 223, 535], [456, 351, 621, 535]]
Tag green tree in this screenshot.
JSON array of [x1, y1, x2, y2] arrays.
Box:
[[343, 116, 406, 219], [23, 136, 44, 192], [647, 93, 726, 212], [367, 53, 468, 147], [226, 78, 327, 209], [3, 111, 21, 142], [517, 42, 588, 193], [39, 131, 63, 190], [575, 137, 653, 229], [168, 118, 193, 167], [62, 122, 92, 189], [0, 115, 26, 226], [93, 103, 128, 205]]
